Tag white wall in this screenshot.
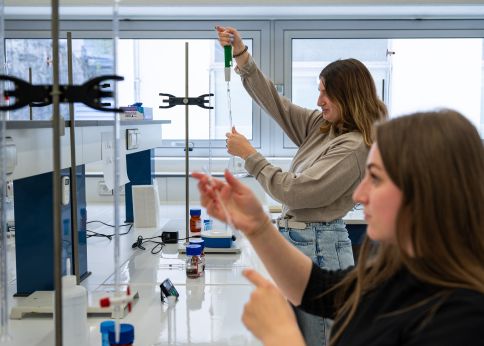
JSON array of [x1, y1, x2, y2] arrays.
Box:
[[85, 176, 270, 206]]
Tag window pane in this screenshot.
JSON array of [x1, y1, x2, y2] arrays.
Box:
[[290, 38, 389, 147], [389, 38, 483, 135], [5, 38, 114, 120], [118, 39, 253, 141]]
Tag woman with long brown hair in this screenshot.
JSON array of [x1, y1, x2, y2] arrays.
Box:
[[193, 109, 484, 345], [216, 25, 387, 345]]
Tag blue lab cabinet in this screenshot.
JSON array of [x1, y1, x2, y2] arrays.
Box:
[[125, 149, 155, 223], [347, 224, 367, 263], [13, 165, 88, 295]]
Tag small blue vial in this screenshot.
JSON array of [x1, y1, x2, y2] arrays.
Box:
[[100, 320, 115, 346]]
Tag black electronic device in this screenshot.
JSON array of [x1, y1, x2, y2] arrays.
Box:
[[160, 278, 179, 302], [161, 230, 179, 244]]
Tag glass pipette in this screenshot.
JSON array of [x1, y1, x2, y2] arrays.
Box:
[[201, 167, 237, 233]]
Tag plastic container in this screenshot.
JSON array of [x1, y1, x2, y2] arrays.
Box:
[[189, 238, 205, 271], [108, 323, 135, 346], [201, 230, 233, 248], [61, 258, 89, 346], [186, 244, 203, 278], [189, 209, 202, 237], [100, 320, 115, 346]]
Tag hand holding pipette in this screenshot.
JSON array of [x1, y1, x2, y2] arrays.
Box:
[[200, 167, 237, 232], [192, 170, 272, 238], [225, 126, 257, 159], [215, 26, 249, 66]]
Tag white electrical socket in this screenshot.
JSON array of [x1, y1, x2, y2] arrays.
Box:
[[98, 181, 113, 196], [98, 181, 126, 196]]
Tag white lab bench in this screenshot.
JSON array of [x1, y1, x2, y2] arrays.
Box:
[[4, 203, 365, 345], [4, 119, 170, 295], [5, 204, 265, 345]]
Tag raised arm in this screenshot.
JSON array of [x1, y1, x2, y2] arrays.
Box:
[[216, 25, 317, 146], [193, 170, 313, 305], [216, 25, 250, 68]]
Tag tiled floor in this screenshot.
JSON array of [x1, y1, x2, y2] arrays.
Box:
[[3, 203, 266, 345]]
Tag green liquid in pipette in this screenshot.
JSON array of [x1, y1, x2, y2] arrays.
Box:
[[224, 45, 233, 69]]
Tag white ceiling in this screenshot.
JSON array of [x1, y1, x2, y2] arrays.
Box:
[[6, 0, 484, 5], [4, 1, 484, 20]]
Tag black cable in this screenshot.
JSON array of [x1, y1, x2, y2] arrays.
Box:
[[132, 235, 165, 254], [178, 236, 197, 241], [86, 229, 114, 240], [86, 223, 133, 240], [87, 220, 132, 228]]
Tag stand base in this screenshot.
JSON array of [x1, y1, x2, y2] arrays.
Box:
[[10, 289, 140, 320]]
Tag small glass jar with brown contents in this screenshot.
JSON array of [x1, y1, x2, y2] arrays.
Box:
[[185, 244, 203, 278]]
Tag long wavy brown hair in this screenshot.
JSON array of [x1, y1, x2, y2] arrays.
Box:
[[319, 58, 388, 146], [328, 109, 484, 345]]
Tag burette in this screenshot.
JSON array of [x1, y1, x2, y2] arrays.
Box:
[[111, 0, 122, 343], [224, 45, 233, 129]]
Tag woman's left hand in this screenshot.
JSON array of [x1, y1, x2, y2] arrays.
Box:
[[242, 269, 305, 346], [226, 126, 257, 159]]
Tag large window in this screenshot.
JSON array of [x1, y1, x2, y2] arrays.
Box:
[[4, 19, 484, 165], [4, 20, 268, 159], [290, 37, 483, 141], [275, 20, 484, 156], [389, 38, 482, 131], [5, 38, 114, 120], [289, 38, 389, 148], [117, 39, 253, 142]]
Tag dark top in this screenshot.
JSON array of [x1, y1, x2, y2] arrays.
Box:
[[300, 263, 484, 345]]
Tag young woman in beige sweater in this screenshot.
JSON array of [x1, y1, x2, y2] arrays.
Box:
[[216, 25, 387, 345]]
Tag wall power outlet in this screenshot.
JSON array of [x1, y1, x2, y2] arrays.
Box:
[[98, 181, 125, 196]]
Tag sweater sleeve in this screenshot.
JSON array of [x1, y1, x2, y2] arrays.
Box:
[[244, 139, 362, 210], [235, 55, 320, 147], [299, 262, 353, 319]]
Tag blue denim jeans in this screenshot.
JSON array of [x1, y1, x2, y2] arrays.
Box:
[[279, 219, 354, 346]]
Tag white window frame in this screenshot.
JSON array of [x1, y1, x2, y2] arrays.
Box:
[[4, 20, 271, 159], [5, 18, 484, 166], [274, 19, 484, 156]]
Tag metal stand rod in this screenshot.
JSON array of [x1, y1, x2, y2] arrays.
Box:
[[0, 0, 11, 339], [185, 42, 189, 242], [67, 32, 80, 284], [51, 0, 63, 345]]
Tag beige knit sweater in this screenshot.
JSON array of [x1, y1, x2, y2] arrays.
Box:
[[236, 56, 368, 222]]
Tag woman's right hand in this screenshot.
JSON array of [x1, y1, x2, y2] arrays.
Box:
[[242, 269, 305, 346], [215, 25, 246, 58], [192, 170, 272, 238]]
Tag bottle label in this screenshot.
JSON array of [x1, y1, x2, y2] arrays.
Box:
[[190, 217, 202, 234]]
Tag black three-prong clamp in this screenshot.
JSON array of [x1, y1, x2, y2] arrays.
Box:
[[0, 74, 124, 112], [158, 93, 214, 109]]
